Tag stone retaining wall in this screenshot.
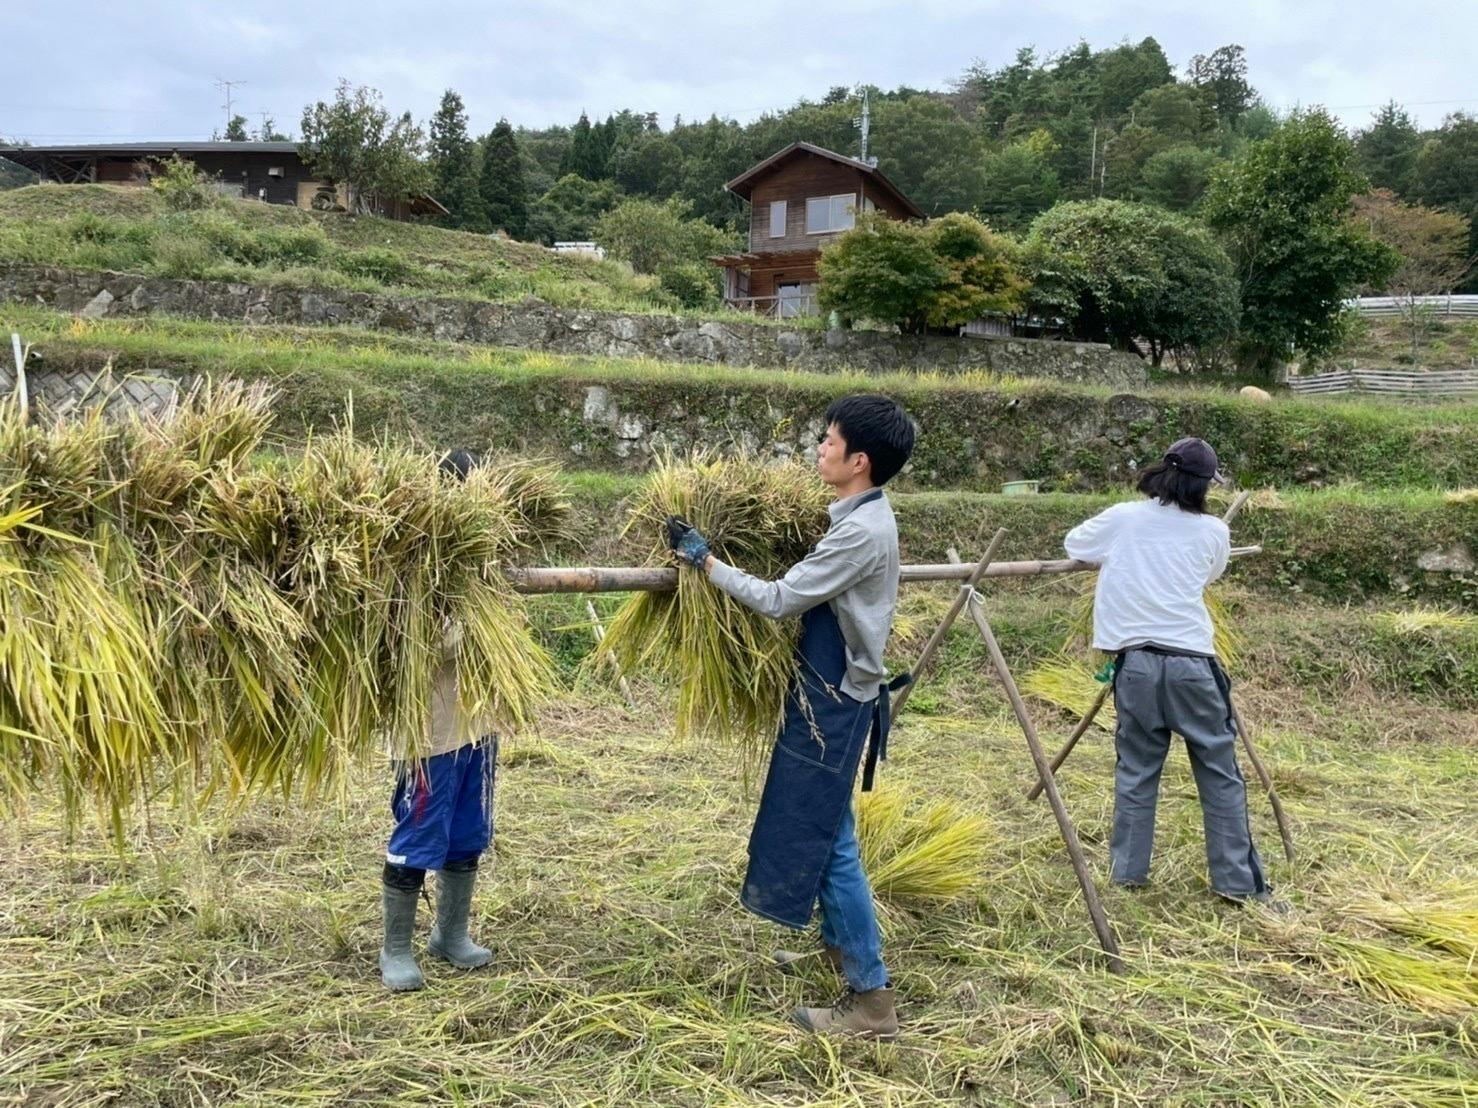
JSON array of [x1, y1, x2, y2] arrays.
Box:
[[0, 263, 1147, 389]]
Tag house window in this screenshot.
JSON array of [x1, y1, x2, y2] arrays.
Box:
[[267, 166, 285, 178], [805, 194, 856, 234], [769, 200, 786, 238]]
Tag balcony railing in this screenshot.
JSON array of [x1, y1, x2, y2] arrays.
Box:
[[724, 294, 819, 319]]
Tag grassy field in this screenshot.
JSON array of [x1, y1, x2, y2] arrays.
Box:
[[2, 588, 1475, 1106], [1336, 314, 1478, 370], [0, 184, 680, 314]]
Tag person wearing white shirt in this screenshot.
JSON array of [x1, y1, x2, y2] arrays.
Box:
[[1065, 438, 1271, 904]]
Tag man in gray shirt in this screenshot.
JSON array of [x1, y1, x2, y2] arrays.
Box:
[[666, 394, 915, 1041]]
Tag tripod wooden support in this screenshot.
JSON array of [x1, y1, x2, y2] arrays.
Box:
[[939, 541, 1125, 972]]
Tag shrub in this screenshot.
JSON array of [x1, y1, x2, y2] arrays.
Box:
[[657, 262, 720, 310], [334, 246, 413, 285], [149, 155, 219, 212]]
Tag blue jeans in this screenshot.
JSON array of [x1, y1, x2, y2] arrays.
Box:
[[818, 801, 889, 992]]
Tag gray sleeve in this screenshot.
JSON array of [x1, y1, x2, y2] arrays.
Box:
[[707, 521, 879, 620]]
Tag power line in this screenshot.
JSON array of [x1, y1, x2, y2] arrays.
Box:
[[214, 78, 246, 132]]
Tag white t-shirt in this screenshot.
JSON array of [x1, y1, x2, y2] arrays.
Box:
[[1064, 498, 1230, 655]]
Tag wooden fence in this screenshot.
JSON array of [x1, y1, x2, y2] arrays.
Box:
[[1287, 367, 1478, 398]]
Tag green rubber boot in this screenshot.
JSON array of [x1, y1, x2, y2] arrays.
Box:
[[428, 860, 492, 969], [379, 883, 425, 992]]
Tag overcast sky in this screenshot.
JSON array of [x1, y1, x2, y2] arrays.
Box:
[[4, 0, 1474, 144]]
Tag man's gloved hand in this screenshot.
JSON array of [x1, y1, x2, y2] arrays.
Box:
[[664, 515, 712, 569]]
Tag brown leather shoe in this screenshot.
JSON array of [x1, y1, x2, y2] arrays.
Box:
[[772, 942, 843, 974], [792, 985, 898, 1040]]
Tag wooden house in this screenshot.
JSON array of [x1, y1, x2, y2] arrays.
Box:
[[0, 141, 446, 221], [711, 141, 924, 317]]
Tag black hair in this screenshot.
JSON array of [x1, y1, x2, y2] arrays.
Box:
[[1135, 459, 1210, 513], [438, 448, 481, 482], [823, 394, 916, 486]]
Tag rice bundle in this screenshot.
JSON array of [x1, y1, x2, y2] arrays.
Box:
[[598, 452, 830, 771], [1019, 655, 1116, 730], [856, 788, 993, 907], [0, 383, 562, 828]]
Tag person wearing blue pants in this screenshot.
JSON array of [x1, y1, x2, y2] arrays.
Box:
[[665, 395, 915, 1040], [379, 448, 501, 992]]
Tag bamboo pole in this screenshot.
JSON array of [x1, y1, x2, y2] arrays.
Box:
[[887, 529, 1006, 725], [504, 547, 1260, 595], [586, 599, 636, 710], [951, 548, 1124, 972], [1231, 702, 1296, 864]]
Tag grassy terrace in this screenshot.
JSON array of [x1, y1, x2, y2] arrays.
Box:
[[14, 307, 1478, 493], [3, 588, 1475, 1104], [0, 183, 694, 315]]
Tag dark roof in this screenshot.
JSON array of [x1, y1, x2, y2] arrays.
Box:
[[0, 141, 300, 157], [723, 141, 924, 219]]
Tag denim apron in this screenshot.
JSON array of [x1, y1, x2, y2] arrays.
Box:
[[740, 490, 898, 930]]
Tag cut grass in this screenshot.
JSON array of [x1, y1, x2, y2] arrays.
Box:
[[2, 622, 1474, 1104]]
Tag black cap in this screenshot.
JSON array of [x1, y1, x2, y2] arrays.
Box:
[[1164, 437, 1227, 485]]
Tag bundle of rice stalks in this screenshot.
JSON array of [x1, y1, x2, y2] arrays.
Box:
[[598, 453, 830, 772], [1314, 934, 1478, 1015], [0, 384, 562, 827], [1019, 655, 1116, 730], [1347, 892, 1478, 962], [856, 787, 993, 907], [266, 427, 557, 796], [474, 453, 575, 554], [1375, 607, 1478, 637]]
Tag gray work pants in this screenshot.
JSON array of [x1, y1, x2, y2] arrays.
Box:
[[1110, 649, 1266, 897]]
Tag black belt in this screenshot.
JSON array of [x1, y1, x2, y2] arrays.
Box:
[[1119, 644, 1215, 660]]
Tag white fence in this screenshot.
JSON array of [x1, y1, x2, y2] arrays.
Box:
[[1287, 367, 1478, 398], [1346, 295, 1478, 318]]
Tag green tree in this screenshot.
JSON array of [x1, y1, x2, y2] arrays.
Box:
[[1414, 113, 1478, 290], [1131, 83, 1214, 145], [299, 81, 430, 215], [1187, 44, 1256, 127], [428, 90, 482, 228], [255, 115, 290, 142], [560, 113, 606, 180], [1023, 199, 1239, 364], [817, 212, 1026, 334], [592, 197, 733, 274], [979, 141, 1060, 231], [525, 174, 620, 244], [222, 115, 249, 142], [921, 213, 1027, 328], [1354, 101, 1421, 196], [816, 214, 943, 334], [478, 119, 529, 238], [1138, 144, 1221, 210], [869, 96, 987, 214], [1203, 110, 1398, 368], [1095, 37, 1174, 121], [607, 130, 682, 197], [1353, 189, 1474, 358]]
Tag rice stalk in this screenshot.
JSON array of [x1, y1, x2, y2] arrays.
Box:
[[1019, 654, 1117, 730], [1314, 934, 1478, 1015], [856, 787, 994, 907], [599, 452, 829, 775], [1375, 608, 1478, 636]]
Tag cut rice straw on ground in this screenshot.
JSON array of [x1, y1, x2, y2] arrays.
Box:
[[856, 787, 993, 907], [1020, 654, 1117, 730]]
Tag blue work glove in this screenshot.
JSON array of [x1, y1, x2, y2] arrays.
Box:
[[664, 515, 711, 569]]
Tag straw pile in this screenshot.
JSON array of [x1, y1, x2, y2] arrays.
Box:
[[598, 453, 830, 773], [856, 787, 993, 907], [0, 385, 559, 828]]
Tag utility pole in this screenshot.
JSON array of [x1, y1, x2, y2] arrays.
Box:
[[215, 78, 246, 134], [853, 88, 876, 167]]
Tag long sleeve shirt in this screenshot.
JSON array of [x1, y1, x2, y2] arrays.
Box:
[[1064, 498, 1230, 656], [707, 488, 900, 701]]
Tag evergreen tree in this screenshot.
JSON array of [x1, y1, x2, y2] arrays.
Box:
[[478, 119, 529, 238], [428, 89, 481, 227], [559, 113, 605, 180], [1187, 45, 1256, 127], [223, 115, 249, 142], [1354, 102, 1422, 196]]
